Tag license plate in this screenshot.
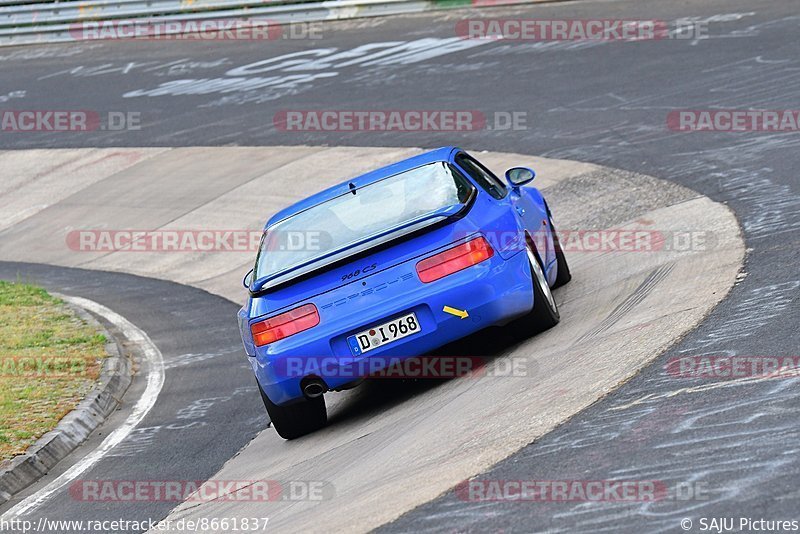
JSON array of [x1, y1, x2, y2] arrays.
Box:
[[347, 312, 421, 355]]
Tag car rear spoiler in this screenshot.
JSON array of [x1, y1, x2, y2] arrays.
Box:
[[249, 189, 477, 296]]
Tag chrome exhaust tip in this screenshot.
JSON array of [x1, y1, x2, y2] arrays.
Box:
[[302, 379, 326, 399]]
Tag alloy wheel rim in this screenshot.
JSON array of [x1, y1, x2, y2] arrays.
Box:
[[527, 245, 557, 312]]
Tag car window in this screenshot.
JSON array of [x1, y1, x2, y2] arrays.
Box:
[[455, 153, 507, 200], [254, 162, 474, 282]]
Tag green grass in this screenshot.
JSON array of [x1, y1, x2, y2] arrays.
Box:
[[0, 281, 106, 462]]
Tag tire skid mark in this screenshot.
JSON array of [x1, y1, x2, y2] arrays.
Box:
[[0, 153, 86, 199], [577, 263, 675, 344]]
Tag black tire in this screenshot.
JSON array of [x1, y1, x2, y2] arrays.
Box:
[[551, 217, 572, 288], [257, 380, 327, 440], [513, 239, 560, 335]]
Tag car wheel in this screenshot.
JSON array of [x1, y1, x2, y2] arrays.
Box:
[[257, 380, 327, 440], [513, 239, 560, 335], [550, 217, 572, 288]]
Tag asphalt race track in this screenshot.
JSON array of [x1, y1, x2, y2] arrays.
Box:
[[0, 144, 744, 531], [0, 262, 267, 527], [1, 0, 799, 531]]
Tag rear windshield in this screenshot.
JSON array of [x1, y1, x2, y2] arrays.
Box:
[[254, 162, 473, 284]]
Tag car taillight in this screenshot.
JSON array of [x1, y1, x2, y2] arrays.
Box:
[[250, 303, 320, 347], [416, 237, 494, 283]]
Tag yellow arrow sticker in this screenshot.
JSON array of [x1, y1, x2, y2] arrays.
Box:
[[443, 306, 469, 319]]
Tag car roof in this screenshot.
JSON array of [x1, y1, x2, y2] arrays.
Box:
[[266, 146, 461, 228]]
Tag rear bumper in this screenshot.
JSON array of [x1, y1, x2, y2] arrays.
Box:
[[250, 249, 533, 405]]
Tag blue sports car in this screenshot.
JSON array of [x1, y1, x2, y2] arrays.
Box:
[[238, 147, 570, 438]]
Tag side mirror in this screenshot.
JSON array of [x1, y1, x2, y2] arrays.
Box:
[[242, 268, 254, 289], [505, 167, 536, 187]]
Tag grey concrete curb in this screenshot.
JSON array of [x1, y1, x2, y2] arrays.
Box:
[[0, 294, 133, 505]]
